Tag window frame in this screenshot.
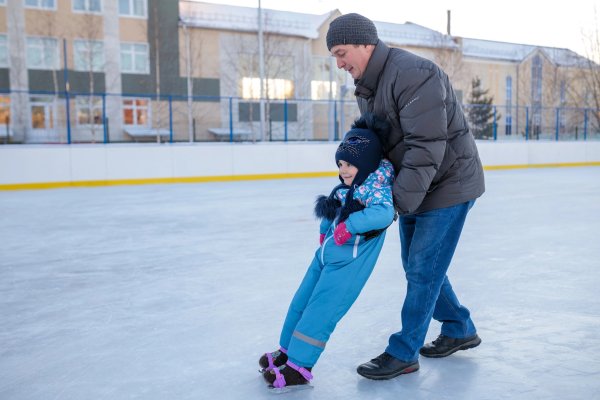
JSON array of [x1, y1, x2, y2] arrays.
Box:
[[29, 95, 56, 131], [75, 96, 104, 127], [26, 36, 60, 70], [120, 42, 150, 74], [0, 96, 10, 128], [0, 34, 7, 68], [24, 0, 56, 10], [122, 98, 150, 127], [73, 39, 105, 72], [118, 0, 147, 18], [238, 53, 295, 100], [72, 0, 102, 14]]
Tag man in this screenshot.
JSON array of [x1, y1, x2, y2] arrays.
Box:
[[326, 13, 485, 380]]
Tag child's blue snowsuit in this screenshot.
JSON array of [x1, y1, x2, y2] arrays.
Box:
[[278, 159, 395, 368]]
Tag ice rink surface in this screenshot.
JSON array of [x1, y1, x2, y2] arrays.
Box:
[[1, 166, 599, 400]]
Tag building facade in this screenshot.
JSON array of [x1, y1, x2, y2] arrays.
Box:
[[0, 0, 595, 143]]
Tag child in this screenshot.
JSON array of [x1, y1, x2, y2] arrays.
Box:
[[259, 114, 396, 391]]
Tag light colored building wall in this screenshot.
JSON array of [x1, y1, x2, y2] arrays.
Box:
[[119, 18, 147, 42], [178, 28, 220, 78], [0, 6, 7, 32], [312, 10, 339, 57], [461, 58, 518, 106]]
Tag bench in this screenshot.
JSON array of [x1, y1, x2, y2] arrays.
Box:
[[124, 127, 171, 142], [208, 128, 253, 140]]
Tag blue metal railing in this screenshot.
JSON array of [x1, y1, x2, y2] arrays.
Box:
[[1, 89, 598, 144]]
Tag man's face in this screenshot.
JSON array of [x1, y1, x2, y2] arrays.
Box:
[[330, 44, 374, 80]]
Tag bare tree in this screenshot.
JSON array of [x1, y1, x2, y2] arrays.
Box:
[[7, 1, 29, 142], [220, 15, 299, 142], [75, 11, 104, 142], [219, 33, 258, 141], [580, 8, 600, 135], [18, 7, 63, 142], [150, 0, 165, 142], [32, 11, 62, 96], [431, 36, 469, 86], [178, 23, 217, 141]]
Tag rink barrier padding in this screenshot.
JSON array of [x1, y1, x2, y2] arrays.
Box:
[[1, 162, 599, 191], [483, 161, 600, 170], [0, 171, 339, 191]]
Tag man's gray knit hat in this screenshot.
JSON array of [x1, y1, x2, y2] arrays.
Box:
[[326, 13, 379, 51]]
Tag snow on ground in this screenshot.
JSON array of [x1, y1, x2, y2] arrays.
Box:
[[1, 167, 599, 399]]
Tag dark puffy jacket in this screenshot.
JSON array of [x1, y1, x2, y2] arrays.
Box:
[[355, 41, 485, 215]]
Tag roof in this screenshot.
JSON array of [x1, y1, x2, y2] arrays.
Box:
[[461, 38, 588, 67], [179, 1, 332, 39], [178, 1, 589, 66], [376, 21, 458, 49]]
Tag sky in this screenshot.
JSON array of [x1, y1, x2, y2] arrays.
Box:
[[194, 0, 599, 57]]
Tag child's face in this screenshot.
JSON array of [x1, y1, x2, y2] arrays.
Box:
[[338, 160, 358, 186]]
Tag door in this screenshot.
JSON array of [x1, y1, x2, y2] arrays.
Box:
[[29, 96, 58, 143]]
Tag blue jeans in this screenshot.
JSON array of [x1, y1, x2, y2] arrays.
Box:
[[386, 200, 477, 362]]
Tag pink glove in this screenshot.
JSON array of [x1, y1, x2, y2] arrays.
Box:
[[333, 221, 352, 246], [319, 233, 326, 245]]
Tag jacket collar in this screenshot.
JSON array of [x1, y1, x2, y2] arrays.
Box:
[[354, 40, 391, 99]]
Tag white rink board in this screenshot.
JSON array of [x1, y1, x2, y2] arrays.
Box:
[[1, 141, 599, 185]]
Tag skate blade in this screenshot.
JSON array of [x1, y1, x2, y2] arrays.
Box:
[[268, 383, 313, 394]]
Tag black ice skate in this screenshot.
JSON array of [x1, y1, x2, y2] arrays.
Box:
[[258, 347, 288, 373], [262, 360, 313, 393]]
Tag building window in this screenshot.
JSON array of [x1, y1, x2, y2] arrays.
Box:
[[505, 76, 512, 135], [238, 102, 297, 122], [76, 97, 103, 126], [0, 97, 10, 128], [120, 42, 149, 74], [74, 39, 105, 72], [123, 98, 149, 126], [560, 80, 566, 105], [73, 0, 101, 13], [0, 35, 7, 67], [30, 96, 55, 130], [241, 78, 294, 100], [26, 37, 59, 70], [239, 54, 294, 100], [559, 80, 567, 131], [119, 0, 146, 18], [531, 56, 543, 103], [311, 80, 337, 100], [25, 0, 55, 9]]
